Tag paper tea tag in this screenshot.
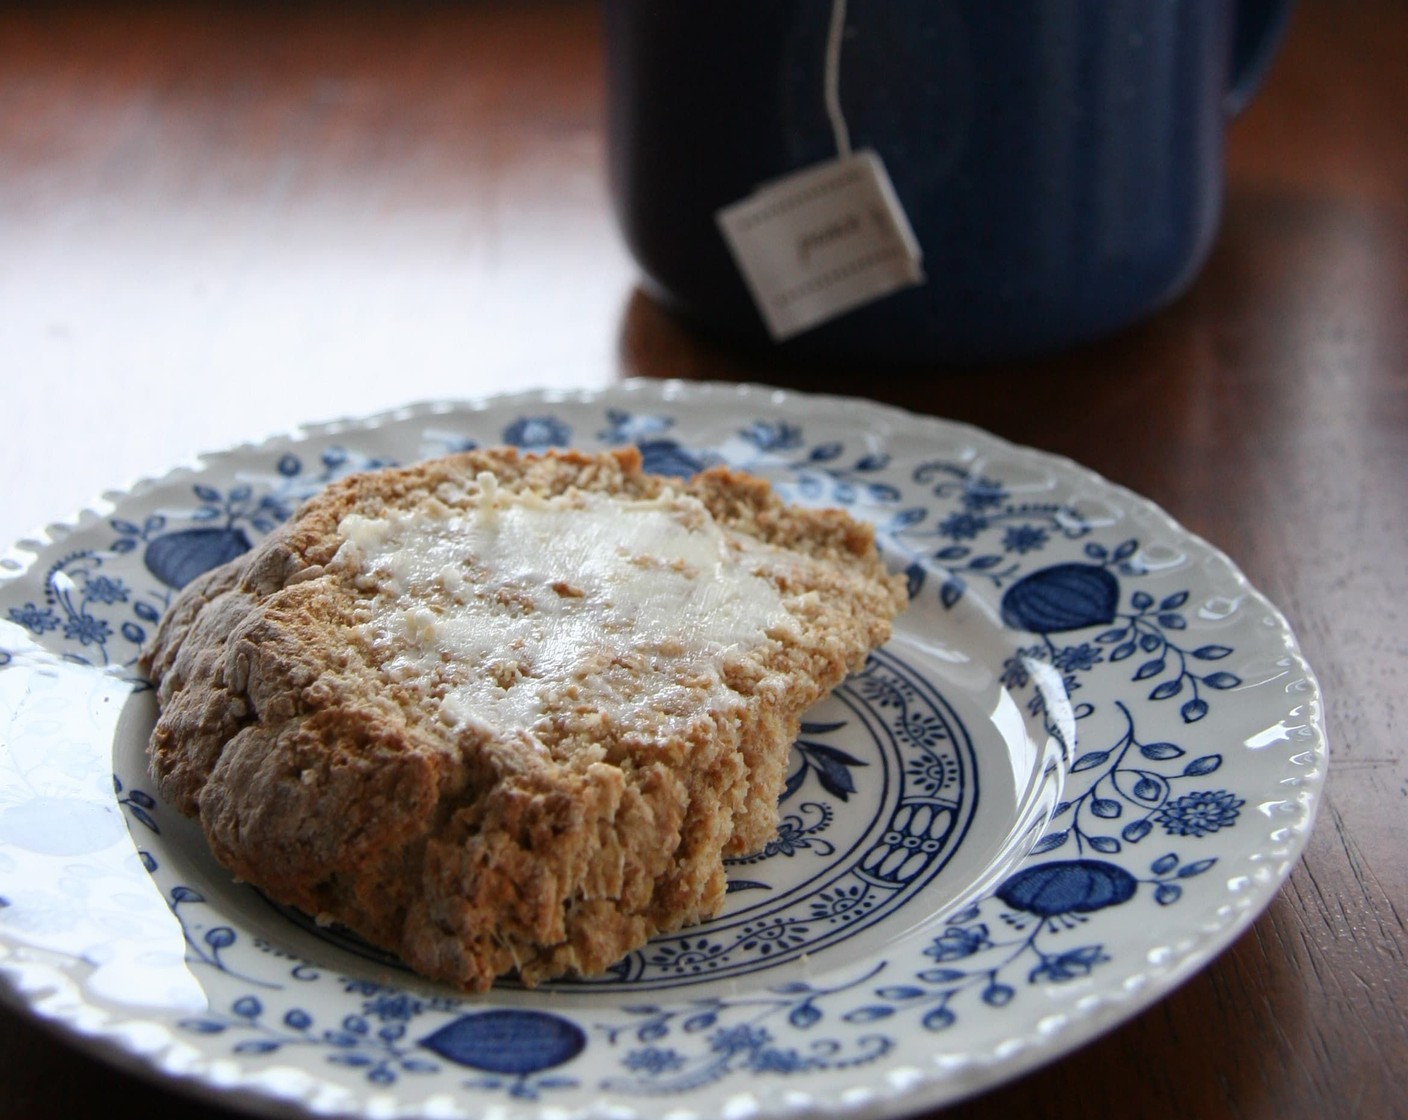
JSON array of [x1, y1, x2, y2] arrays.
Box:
[[717, 149, 924, 341]]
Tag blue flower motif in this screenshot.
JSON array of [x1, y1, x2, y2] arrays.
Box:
[[999, 649, 1041, 690], [363, 993, 424, 1022], [623, 1047, 684, 1074], [1002, 524, 1049, 554], [1030, 945, 1109, 983], [83, 575, 129, 605], [739, 420, 802, 452], [502, 415, 571, 450], [8, 603, 59, 634], [924, 924, 990, 962], [1154, 790, 1243, 837], [1052, 643, 1103, 673], [901, 713, 951, 749], [63, 614, 111, 646], [937, 512, 988, 541], [904, 752, 956, 795]]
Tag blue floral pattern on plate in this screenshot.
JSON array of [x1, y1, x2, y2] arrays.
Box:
[[0, 382, 1326, 1120]]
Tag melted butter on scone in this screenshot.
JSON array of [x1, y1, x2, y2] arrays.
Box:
[[333, 479, 796, 735]]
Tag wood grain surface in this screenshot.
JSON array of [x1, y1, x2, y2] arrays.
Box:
[[1, 2, 1403, 1118]]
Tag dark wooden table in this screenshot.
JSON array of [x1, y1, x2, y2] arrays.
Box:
[[1, 2, 1403, 1117]]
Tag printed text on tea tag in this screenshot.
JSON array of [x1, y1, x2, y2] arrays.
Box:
[[716, 149, 924, 341]]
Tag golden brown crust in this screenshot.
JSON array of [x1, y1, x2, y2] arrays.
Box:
[[141, 446, 907, 990]]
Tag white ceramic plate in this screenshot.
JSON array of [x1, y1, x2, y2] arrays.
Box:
[[0, 381, 1325, 1119]]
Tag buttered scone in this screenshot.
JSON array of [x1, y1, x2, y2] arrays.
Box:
[[142, 447, 907, 990]]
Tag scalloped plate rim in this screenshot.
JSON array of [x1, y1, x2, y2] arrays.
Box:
[[0, 378, 1327, 1120]]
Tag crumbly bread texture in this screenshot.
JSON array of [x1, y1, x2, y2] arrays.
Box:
[[142, 447, 907, 990]]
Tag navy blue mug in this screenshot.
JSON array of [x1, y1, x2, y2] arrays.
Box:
[[604, 1, 1292, 365]]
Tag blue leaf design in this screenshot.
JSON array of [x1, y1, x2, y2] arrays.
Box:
[[841, 1006, 894, 1023], [1183, 755, 1222, 776], [1091, 799, 1122, 819], [1140, 742, 1184, 760], [1151, 853, 1179, 875], [1088, 835, 1121, 854], [1121, 820, 1153, 843], [127, 805, 157, 831], [1177, 858, 1217, 878], [1031, 831, 1069, 854], [789, 1003, 822, 1029], [1192, 645, 1233, 660], [1134, 659, 1165, 681], [1149, 680, 1183, 701], [876, 986, 927, 1001], [1154, 883, 1183, 906], [1071, 751, 1110, 773], [982, 984, 1015, 1007], [1181, 698, 1210, 723], [799, 742, 866, 800], [1202, 672, 1243, 690]]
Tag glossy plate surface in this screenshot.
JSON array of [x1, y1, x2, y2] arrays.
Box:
[[0, 381, 1325, 1119]]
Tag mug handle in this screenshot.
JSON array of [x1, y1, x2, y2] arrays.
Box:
[[1226, 0, 1294, 115]]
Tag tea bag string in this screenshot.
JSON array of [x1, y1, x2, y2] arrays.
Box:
[[824, 0, 852, 157]]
